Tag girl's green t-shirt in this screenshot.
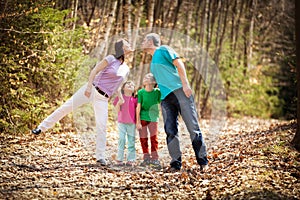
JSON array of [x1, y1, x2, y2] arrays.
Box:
[[137, 88, 161, 122]]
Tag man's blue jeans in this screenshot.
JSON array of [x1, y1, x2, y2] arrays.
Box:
[[161, 88, 208, 169]]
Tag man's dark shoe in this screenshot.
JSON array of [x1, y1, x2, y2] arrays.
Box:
[[32, 128, 41, 135], [200, 164, 209, 172], [164, 166, 180, 173]]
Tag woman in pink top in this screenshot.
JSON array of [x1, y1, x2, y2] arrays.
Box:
[[31, 39, 133, 166], [113, 81, 137, 166]]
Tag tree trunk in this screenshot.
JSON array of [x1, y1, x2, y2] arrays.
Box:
[[201, 0, 212, 116], [87, 0, 97, 28], [125, 0, 132, 42], [92, 1, 118, 59], [114, 0, 122, 34], [194, 0, 202, 43], [93, 1, 107, 49], [234, 0, 245, 53], [72, 0, 79, 30], [230, 0, 237, 54], [131, 0, 144, 80], [55, 0, 70, 10], [103, 1, 118, 56], [163, 1, 172, 29], [0, 0, 8, 17], [184, 2, 193, 47], [132, 1, 143, 50], [81, 0, 89, 26], [292, 0, 300, 151], [153, 0, 163, 29], [247, 0, 256, 70], [214, 0, 229, 65], [147, 0, 155, 31], [168, 0, 183, 45], [136, 0, 154, 86]]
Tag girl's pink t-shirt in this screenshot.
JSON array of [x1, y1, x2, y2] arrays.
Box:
[[113, 95, 137, 124]]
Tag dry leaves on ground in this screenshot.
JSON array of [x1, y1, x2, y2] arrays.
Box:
[[0, 117, 299, 199]]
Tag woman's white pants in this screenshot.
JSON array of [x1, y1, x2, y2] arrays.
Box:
[[38, 83, 108, 160]]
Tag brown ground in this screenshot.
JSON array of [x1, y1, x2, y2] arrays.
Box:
[[0, 117, 299, 199]]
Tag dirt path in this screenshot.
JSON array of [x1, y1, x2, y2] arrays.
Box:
[[0, 118, 299, 199]]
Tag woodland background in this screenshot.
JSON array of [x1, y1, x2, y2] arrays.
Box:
[[0, 0, 296, 134], [1, 0, 299, 199]]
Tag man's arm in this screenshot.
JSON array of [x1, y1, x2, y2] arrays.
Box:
[[173, 58, 192, 98]]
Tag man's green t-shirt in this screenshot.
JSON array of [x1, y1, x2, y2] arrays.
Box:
[[137, 88, 161, 122]]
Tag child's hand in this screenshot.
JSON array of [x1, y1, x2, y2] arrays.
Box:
[[136, 123, 142, 130], [118, 97, 125, 105]]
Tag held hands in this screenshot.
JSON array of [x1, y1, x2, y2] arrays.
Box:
[[136, 123, 142, 130]]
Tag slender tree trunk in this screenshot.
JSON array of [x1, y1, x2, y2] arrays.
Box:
[[214, 0, 229, 65], [185, 2, 193, 47], [87, 0, 97, 27], [196, 0, 207, 115], [93, 1, 107, 49], [163, 1, 172, 29], [137, 0, 154, 86], [56, 0, 70, 10], [147, 0, 155, 31], [132, 1, 143, 50], [201, 0, 212, 116], [247, 0, 256, 70], [208, 0, 218, 48], [190, 1, 201, 112], [0, 0, 8, 17], [82, 0, 89, 26], [292, 0, 300, 151], [72, 0, 78, 30], [103, 1, 118, 55], [125, 0, 132, 43], [230, 0, 237, 54], [168, 0, 183, 44], [131, 0, 144, 81], [156, 0, 164, 29], [194, 0, 202, 43], [114, 0, 122, 34], [91, 1, 117, 58], [234, 0, 245, 52]]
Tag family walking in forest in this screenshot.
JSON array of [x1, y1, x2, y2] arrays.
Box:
[[32, 33, 208, 172]]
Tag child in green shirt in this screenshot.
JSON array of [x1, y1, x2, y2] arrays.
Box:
[[136, 73, 161, 168]]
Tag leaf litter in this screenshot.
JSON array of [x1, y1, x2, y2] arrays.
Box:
[[0, 117, 299, 199]]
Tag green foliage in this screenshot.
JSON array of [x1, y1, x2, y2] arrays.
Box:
[[0, 1, 88, 134], [274, 53, 297, 119], [220, 51, 282, 118]]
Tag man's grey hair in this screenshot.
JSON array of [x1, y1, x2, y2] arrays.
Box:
[[146, 33, 161, 47]]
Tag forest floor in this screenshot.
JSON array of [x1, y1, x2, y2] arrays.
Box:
[[0, 117, 300, 199]]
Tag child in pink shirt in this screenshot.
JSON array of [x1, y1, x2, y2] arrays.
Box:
[[113, 81, 137, 166]]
